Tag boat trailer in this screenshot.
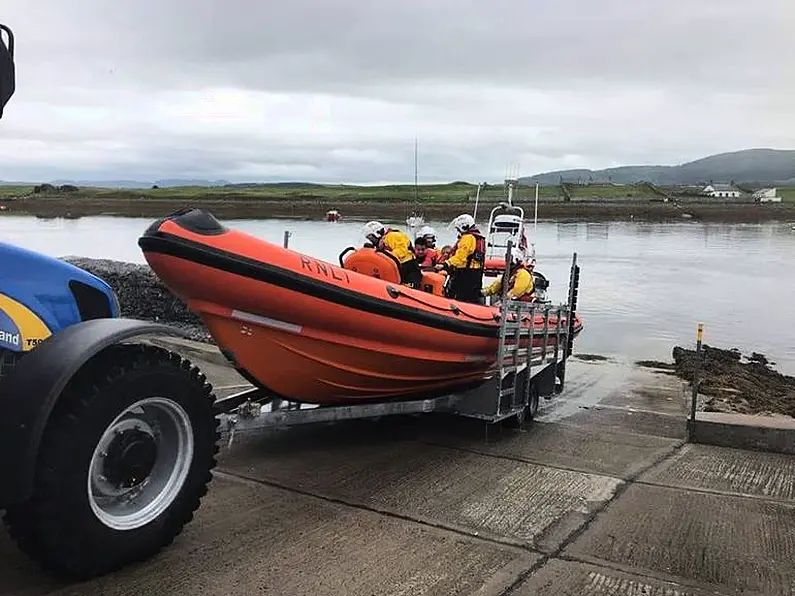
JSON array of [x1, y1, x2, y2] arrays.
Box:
[[217, 252, 581, 443]]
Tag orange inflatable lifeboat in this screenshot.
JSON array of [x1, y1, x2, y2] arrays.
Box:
[[138, 208, 582, 405]]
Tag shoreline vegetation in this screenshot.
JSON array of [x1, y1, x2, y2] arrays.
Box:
[[638, 346, 795, 419], [2, 181, 795, 222], [65, 257, 795, 419]]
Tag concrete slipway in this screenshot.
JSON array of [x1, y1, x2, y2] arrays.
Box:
[[2, 339, 794, 596]]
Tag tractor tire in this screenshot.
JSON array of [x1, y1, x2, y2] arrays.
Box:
[[3, 343, 219, 580]]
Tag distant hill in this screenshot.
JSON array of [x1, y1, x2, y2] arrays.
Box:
[[52, 178, 232, 188], [3, 148, 794, 189], [154, 179, 231, 188], [519, 149, 795, 187]]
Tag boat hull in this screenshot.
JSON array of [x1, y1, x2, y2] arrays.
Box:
[[139, 209, 581, 405]]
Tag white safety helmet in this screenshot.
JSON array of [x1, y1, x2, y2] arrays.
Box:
[[415, 225, 436, 243], [509, 248, 525, 268], [449, 213, 476, 235], [362, 220, 386, 243]]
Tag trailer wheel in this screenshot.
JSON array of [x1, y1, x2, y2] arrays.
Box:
[[508, 384, 539, 429], [526, 384, 540, 420], [3, 343, 219, 580]]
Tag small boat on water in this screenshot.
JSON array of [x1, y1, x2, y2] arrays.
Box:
[[139, 208, 582, 405], [406, 212, 425, 237], [326, 209, 340, 222]]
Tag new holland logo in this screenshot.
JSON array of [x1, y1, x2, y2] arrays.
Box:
[[0, 328, 20, 347]]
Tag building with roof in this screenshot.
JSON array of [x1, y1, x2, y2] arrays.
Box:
[[701, 184, 741, 199], [751, 187, 781, 202]]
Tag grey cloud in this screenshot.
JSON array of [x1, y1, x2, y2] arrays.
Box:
[[10, 0, 794, 92], [0, 0, 793, 183]]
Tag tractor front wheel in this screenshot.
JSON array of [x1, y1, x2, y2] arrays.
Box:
[[3, 343, 219, 580]]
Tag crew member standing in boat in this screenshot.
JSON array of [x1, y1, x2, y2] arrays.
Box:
[[482, 250, 535, 303], [435, 214, 485, 304], [362, 221, 423, 288]]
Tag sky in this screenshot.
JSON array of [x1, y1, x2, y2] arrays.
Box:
[[0, 0, 792, 184]]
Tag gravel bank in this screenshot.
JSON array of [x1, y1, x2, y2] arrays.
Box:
[[62, 257, 213, 344]]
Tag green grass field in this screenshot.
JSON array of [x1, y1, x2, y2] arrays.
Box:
[[777, 188, 795, 203], [2, 181, 794, 204], [0, 185, 35, 197], [565, 183, 659, 200]]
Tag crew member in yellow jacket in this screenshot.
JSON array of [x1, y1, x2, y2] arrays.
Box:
[[482, 251, 536, 302], [435, 214, 486, 304], [362, 221, 423, 288]]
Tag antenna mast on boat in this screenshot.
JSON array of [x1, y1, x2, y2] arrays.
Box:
[[531, 181, 539, 261], [405, 137, 425, 236], [505, 163, 519, 206], [506, 163, 538, 261], [472, 182, 482, 220]]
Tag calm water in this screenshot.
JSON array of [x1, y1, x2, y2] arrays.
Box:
[[2, 214, 794, 374]]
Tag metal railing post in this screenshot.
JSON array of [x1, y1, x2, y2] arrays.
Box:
[[496, 240, 514, 415], [525, 303, 535, 405]]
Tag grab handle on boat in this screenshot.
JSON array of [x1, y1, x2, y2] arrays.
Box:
[[338, 246, 356, 267]]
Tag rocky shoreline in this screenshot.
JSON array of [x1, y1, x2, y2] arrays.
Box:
[[639, 345, 795, 418], [63, 257, 214, 344]]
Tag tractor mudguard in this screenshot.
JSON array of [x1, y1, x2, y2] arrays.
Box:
[[0, 318, 193, 507]]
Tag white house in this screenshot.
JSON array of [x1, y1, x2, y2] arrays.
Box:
[[752, 188, 781, 203], [701, 184, 741, 199]]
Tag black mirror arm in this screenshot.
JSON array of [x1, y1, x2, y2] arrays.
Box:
[[0, 24, 14, 58], [0, 23, 16, 119]]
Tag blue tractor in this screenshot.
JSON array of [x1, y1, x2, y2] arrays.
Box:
[[0, 25, 220, 580]]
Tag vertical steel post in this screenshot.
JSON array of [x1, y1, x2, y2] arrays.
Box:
[[274, 229, 292, 412], [689, 323, 704, 438], [496, 240, 514, 415], [557, 252, 579, 392]]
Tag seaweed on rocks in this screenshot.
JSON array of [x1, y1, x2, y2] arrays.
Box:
[[672, 344, 795, 417], [635, 359, 676, 370], [62, 257, 214, 344]]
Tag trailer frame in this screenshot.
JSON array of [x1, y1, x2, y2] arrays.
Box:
[[217, 251, 581, 443]]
